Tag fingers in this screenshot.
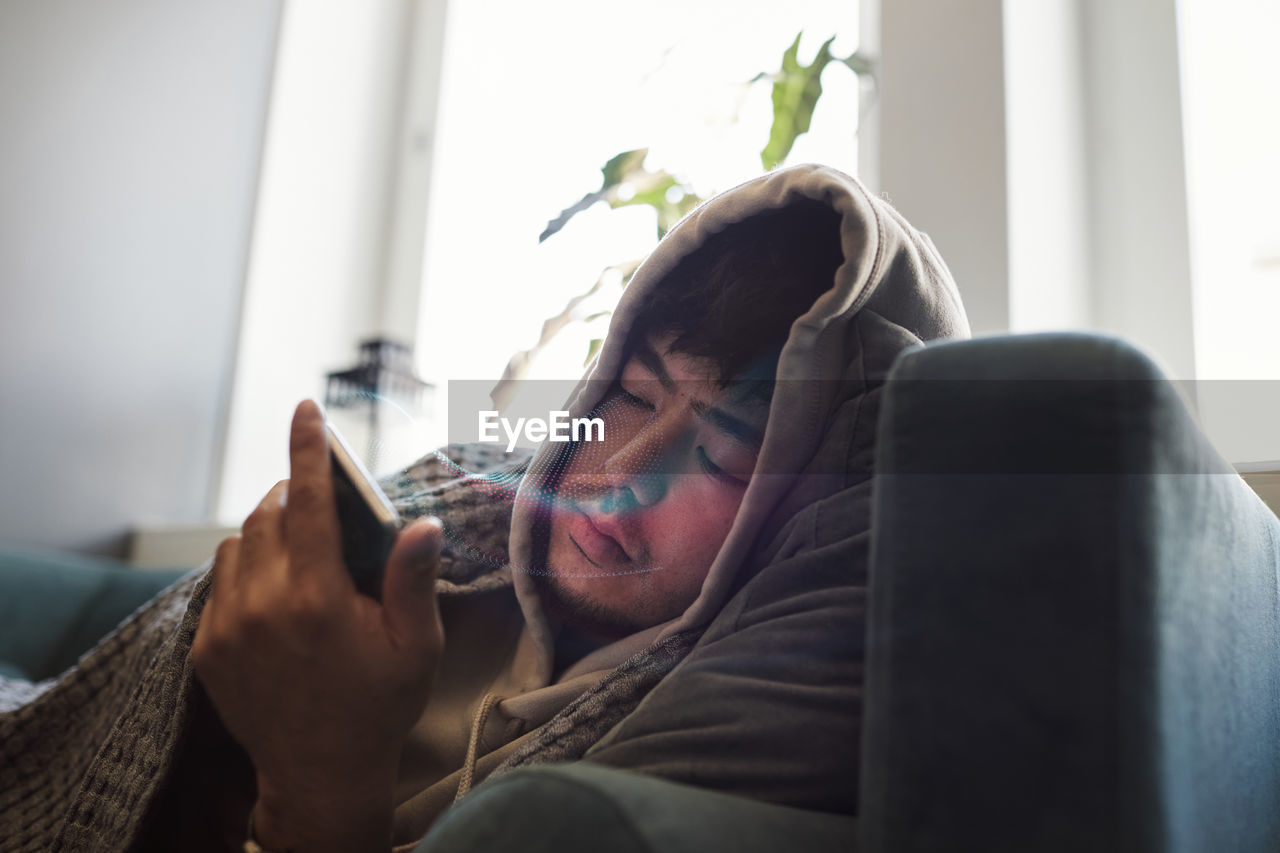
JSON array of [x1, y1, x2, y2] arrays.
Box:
[[285, 400, 344, 580], [380, 517, 445, 650], [194, 534, 241, 678], [241, 480, 289, 576], [210, 534, 244, 608]]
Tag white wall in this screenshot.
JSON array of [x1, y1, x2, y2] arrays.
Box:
[[874, 0, 1280, 464], [1003, 0, 1091, 334], [0, 0, 279, 555], [214, 0, 443, 522], [1004, 0, 1196, 389], [876, 0, 1195, 378], [877, 0, 1010, 336], [1077, 0, 1196, 383]]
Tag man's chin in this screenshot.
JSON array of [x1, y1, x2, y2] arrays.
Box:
[[531, 571, 652, 641]]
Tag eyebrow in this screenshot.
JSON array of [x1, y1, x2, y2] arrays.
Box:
[[630, 340, 767, 448], [631, 340, 677, 393]]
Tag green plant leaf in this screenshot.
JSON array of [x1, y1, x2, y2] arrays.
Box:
[[540, 148, 701, 242], [761, 32, 838, 170], [584, 338, 604, 366], [600, 148, 649, 186], [539, 149, 649, 242]]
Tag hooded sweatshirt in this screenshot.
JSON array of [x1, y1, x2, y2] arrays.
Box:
[[382, 163, 971, 847], [0, 163, 969, 852]]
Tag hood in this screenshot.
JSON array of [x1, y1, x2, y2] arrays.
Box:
[[504, 163, 971, 686]]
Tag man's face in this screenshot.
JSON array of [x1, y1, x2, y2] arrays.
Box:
[[538, 333, 770, 639]]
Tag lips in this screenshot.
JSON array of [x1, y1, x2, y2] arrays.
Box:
[[568, 509, 632, 569]]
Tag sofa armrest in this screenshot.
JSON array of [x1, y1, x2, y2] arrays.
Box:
[[417, 763, 857, 853], [861, 332, 1280, 852]]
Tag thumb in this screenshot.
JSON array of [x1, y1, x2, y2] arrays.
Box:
[[382, 516, 445, 647]]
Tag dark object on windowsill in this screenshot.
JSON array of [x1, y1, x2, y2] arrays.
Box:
[[325, 337, 432, 471], [325, 338, 431, 411]]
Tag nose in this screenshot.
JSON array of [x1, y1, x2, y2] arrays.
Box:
[[600, 416, 680, 508]]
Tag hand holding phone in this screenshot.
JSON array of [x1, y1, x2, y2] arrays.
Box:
[[194, 402, 444, 853], [325, 422, 404, 600]]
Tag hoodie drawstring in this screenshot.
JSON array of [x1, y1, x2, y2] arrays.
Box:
[[455, 690, 501, 802]]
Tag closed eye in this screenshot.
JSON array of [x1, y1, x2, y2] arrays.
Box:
[[697, 447, 747, 486], [618, 387, 654, 411]]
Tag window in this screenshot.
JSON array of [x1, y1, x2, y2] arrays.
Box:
[[414, 0, 862, 449], [1178, 0, 1280, 464]]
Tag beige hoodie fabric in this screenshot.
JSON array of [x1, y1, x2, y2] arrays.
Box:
[[0, 164, 969, 852]]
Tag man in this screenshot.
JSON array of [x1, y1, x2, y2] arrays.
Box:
[[0, 164, 970, 851]]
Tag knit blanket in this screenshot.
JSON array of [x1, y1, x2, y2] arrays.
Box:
[[0, 443, 698, 852]]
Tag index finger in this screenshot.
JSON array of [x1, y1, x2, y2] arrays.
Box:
[[284, 399, 345, 580]]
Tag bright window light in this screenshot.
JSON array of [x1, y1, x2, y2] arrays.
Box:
[[416, 1, 861, 441], [1178, 0, 1280, 463]]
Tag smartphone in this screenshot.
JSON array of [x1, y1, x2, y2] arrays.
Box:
[[325, 422, 403, 600]]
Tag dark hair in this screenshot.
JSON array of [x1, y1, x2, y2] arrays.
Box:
[[628, 197, 845, 383]]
